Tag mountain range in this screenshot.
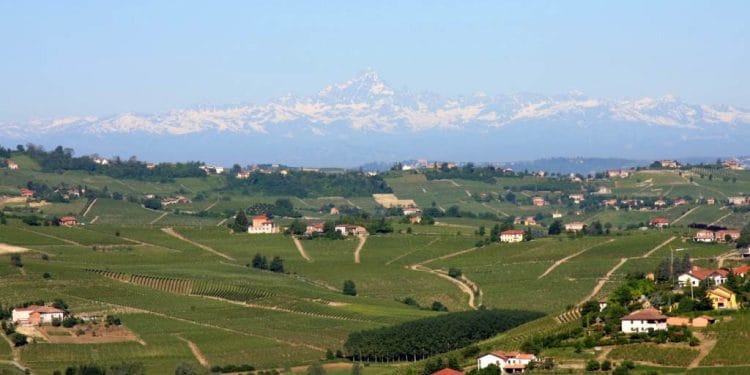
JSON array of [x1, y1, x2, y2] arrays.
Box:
[[3, 69, 749, 167]]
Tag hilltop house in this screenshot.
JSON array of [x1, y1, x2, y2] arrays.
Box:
[[248, 214, 280, 234], [677, 266, 728, 287], [620, 308, 668, 333], [532, 197, 546, 207], [723, 159, 745, 170], [660, 160, 679, 168], [335, 224, 368, 237], [728, 196, 748, 206], [694, 230, 715, 243], [330, 207, 340, 215], [12, 305, 66, 326], [6, 160, 19, 170], [477, 351, 537, 373], [650, 218, 671, 228], [20, 188, 34, 198], [236, 171, 250, 179], [58, 216, 78, 226], [564, 222, 585, 232], [305, 223, 325, 235], [403, 207, 422, 216], [500, 230, 524, 243], [161, 196, 191, 206], [568, 193, 585, 203], [707, 286, 738, 310]]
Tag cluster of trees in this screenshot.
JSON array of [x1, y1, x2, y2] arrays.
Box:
[[343, 309, 543, 361], [248, 253, 284, 273], [1, 320, 27, 347], [52, 363, 146, 375], [210, 364, 255, 373], [422, 163, 515, 183], [225, 170, 392, 198], [246, 198, 300, 218], [16, 144, 205, 180], [400, 297, 449, 312]]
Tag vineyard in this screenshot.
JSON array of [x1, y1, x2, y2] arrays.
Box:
[[607, 344, 699, 367]]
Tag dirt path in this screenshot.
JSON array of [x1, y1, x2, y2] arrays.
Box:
[[216, 218, 228, 227], [481, 202, 510, 217], [419, 246, 479, 266], [149, 211, 169, 224], [353, 235, 368, 264], [291, 236, 312, 262], [89, 215, 99, 224], [0, 330, 25, 372], [385, 237, 441, 265], [410, 264, 479, 309], [580, 258, 627, 305], [82, 198, 97, 217], [717, 250, 738, 268], [161, 227, 235, 261], [689, 332, 718, 368], [641, 236, 677, 258], [202, 200, 220, 212], [538, 239, 615, 280], [0, 243, 31, 255], [175, 335, 209, 367], [16, 226, 81, 246], [672, 205, 701, 224], [710, 212, 733, 226]]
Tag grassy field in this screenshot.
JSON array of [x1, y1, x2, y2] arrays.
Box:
[[608, 344, 699, 367]]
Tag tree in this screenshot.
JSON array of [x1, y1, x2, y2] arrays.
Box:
[[431, 301, 448, 312], [10, 254, 22, 268], [601, 360, 612, 371], [233, 210, 250, 232], [143, 198, 162, 210], [9, 332, 27, 347], [548, 220, 562, 235], [269, 256, 285, 273], [477, 226, 486, 236], [351, 363, 363, 375], [342, 280, 357, 296], [325, 348, 335, 360], [585, 359, 600, 371], [288, 219, 307, 235], [448, 268, 462, 278]]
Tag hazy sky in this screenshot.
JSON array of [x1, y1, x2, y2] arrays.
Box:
[[1, 1, 748, 122]]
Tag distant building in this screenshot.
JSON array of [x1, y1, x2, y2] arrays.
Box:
[[161, 196, 191, 206], [248, 214, 279, 234], [649, 218, 671, 228], [19, 188, 34, 198], [715, 229, 741, 242], [706, 198, 716, 205], [568, 193, 585, 203], [608, 170, 630, 178], [532, 197, 546, 207], [335, 224, 368, 236], [564, 222, 585, 232], [596, 186, 612, 194], [330, 207, 340, 215], [694, 230, 715, 243], [500, 230, 524, 243], [12, 305, 66, 326], [305, 223, 325, 235], [58, 216, 78, 226], [659, 160, 679, 168], [552, 211, 563, 219], [728, 196, 749, 206], [654, 199, 667, 207], [604, 199, 618, 207], [236, 171, 250, 179], [477, 351, 537, 373], [678, 266, 728, 287], [722, 159, 745, 170], [403, 207, 422, 216], [674, 198, 687, 206], [6, 160, 19, 170], [620, 308, 667, 333], [145, 163, 157, 170]]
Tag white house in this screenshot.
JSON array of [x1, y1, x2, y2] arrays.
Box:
[[477, 351, 537, 373], [12, 305, 66, 326], [500, 230, 524, 243], [564, 222, 585, 232], [677, 266, 728, 287], [728, 196, 749, 205], [247, 214, 280, 234], [403, 207, 422, 216], [620, 308, 667, 333], [335, 224, 368, 236]]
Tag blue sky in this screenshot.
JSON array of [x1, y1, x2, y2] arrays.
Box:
[[1, 0, 747, 122]]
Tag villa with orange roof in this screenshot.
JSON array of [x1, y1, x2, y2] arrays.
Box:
[[12, 305, 66, 326], [677, 266, 728, 287], [620, 308, 668, 333], [247, 214, 279, 234], [477, 351, 537, 373]]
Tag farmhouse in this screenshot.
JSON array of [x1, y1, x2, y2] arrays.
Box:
[[247, 214, 280, 234], [236, 171, 250, 179], [305, 223, 325, 235], [477, 351, 537, 373], [330, 207, 340, 215], [532, 197, 546, 207], [706, 198, 716, 205], [6, 160, 19, 170], [568, 193, 584, 203], [12, 305, 66, 326], [608, 170, 629, 178], [660, 160, 679, 168], [161, 196, 191, 206], [742, 247, 750, 259], [677, 266, 728, 287], [409, 215, 422, 224], [728, 196, 748, 206], [673, 198, 687, 206], [403, 207, 422, 216], [666, 317, 690, 327], [58, 216, 78, 226], [335, 224, 368, 236], [620, 308, 667, 333], [694, 230, 715, 243], [552, 211, 563, 219], [500, 230, 524, 243], [707, 286, 738, 310], [692, 315, 717, 328], [564, 222, 585, 232], [596, 187, 612, 194], [715, 229, 741, 242], [20, 188, 34, 198], [603, 199, 618, 207], [722, 159, 745, 170], [654, 199, 666, 207], [731, 265, 750, 278], [649, 218, 671, 228], [667, 316, 716, 328]]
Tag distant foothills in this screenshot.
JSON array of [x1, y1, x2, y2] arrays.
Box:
[[0, 144, 747, 178]]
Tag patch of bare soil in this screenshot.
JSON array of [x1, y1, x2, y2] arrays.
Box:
[[39, 323, 144, 344], [0, 243, 30, 255]]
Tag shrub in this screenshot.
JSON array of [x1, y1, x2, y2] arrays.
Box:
[[601, 360, 612, 371], [43, 272, 51, 279], [585, 359, 600, 371], [431, 301, 448, 312], [62, 317, 77, 328], [10, 332, 28, 347], [448, 268, 462, 278], [342, 280, 357, 296]]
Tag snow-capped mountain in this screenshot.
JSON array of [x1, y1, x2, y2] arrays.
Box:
[[2, 69, 749, 166]]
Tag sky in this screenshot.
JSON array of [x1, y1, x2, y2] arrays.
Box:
[[1, 0, 748, 122]]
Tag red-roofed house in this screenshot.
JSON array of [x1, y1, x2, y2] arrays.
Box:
[[674, 198, 687, 206], [500, 230, 524, 243], [478, 351, 537, 373], [20, 188, 34, 198], [58, 216, 78, 226], [731, 265, 750, 278], [305, 223, 325, 235], [12, 305, 66, 326], [650, 218, 671, 228], [247, 214, 279, 234], [715, 229, 741, 243], [431, 369, 464, 375], [678, 266, 728, 287], [620, 308, 667, 333]]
